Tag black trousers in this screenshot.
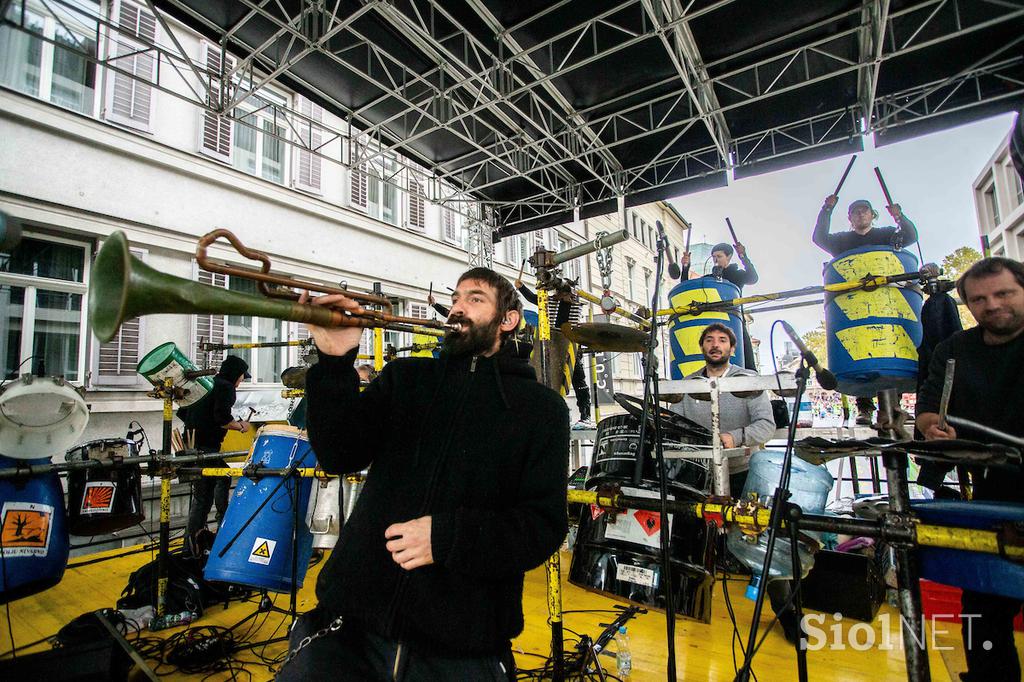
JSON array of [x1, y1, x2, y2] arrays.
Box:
[[185, 455, 229, 541], [571, 355, 591, 421], [275, 609, 514, 682], [960, 589, 1023, 681]]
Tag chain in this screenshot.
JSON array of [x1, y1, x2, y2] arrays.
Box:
[[277, 614, 344, 672], [595, 231, 613, 291]]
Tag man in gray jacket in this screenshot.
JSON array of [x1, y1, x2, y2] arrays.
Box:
[[668, 322, 800, 643], [668, 322, 775, 493]]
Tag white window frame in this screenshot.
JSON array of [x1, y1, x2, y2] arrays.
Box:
[[2, 1, 102, 118], [223, 274, 290, 385], [366, 152, 401, 226], [230, 83, 290, 185], [625, 257, 635, 301], [1, 231, 90, 383]]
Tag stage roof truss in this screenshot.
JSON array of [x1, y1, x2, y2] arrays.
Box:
[[5, 0, 1021, 239]]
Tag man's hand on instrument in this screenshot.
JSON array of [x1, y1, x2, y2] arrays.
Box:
[[680, 252, 690, 268], [924, 423, 957, 441], [514, 279, 523, 289], [236, 420, 251, 433], [824, 194, 838, 210], [721, 432, 736, 448], [385, 516, 434, 570], [427, 293, 436, 306], [299, 291, 365, 357], [887, 203, 903, 221], [735, 243, 747, 259]]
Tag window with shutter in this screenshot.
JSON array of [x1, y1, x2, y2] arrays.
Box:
[[407, 303, 428, 320], [93, 246, 146, 386], [192, 263, 226, 367], [408, 175, 425, 230], [349, 140, 368, 210], [198, 42, 234, 162], [443, 209, 459, 244], [104, 0, 157, 131], [293, 95, 322, 193]]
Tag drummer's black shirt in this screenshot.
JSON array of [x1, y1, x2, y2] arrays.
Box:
[[917, 326, 1024, 501]]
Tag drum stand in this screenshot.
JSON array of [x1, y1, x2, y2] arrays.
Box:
[[736, 357, 812, 682]]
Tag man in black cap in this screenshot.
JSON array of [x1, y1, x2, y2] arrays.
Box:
[[678, 241, 759, 292], [679, 242, 759, 370], [180, 354, 251, 550], [812, 195, 918, 258]]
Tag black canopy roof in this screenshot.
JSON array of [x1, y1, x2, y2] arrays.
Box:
[[153, 0, 1023, 237]]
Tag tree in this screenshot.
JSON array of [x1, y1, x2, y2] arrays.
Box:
[[941, 246, 982, 328], [801, 323, 827, 366]]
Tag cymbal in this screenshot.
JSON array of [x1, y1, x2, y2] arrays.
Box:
[[281, 365, 308, 389], [560, 322, 648, 352]]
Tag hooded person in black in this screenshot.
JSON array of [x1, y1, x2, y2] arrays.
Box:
[[278, 267, 569, 681], [179, 354, 251, 549]]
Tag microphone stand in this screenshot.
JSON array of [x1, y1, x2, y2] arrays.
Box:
[[735, 355, 811, 682], [630, 224, 677, 682]]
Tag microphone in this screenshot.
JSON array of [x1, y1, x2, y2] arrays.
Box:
[[780, 320, 838, 390]]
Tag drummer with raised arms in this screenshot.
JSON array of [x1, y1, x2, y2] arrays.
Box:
[[678, 230, 759, 370], [812, 179, 920, 425]]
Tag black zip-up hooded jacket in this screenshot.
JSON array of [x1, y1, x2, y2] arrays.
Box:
[[304, 343, 569, 656]]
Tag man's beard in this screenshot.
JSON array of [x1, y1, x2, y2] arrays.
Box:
[[444, 313, 502, 357], [703, 350, 729, 368], [979, 307, 1024, 338]]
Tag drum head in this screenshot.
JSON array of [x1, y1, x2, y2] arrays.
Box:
[[0, 375, 89, 459]]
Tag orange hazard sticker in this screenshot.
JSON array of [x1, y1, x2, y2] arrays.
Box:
[[81, 482, 116, 515], [633, 510, 661, 537], [1, 502, 54, 557]]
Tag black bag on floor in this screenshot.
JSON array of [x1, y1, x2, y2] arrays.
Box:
[[117, 551, 207, 616]]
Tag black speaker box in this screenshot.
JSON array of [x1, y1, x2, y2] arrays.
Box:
[[801, 550, 887, 622]]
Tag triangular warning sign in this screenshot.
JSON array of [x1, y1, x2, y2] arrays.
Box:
[[633, 510, 661, 537], [590, 504, 605, 521], [252, 541, 271, 558]]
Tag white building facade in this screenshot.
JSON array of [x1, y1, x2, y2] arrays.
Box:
[[972, 134, 1024, 259]]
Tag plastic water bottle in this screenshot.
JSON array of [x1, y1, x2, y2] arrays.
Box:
[[615, 625, 632, 678]]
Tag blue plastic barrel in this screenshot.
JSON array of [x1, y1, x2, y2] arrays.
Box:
[[824, 246, 923, 396], [0, 455, 69, 604], [913, 500, 1024, 600], [205, 426, 316, 592], [726, 450, 834, 582], [667, 278, 745, 379]]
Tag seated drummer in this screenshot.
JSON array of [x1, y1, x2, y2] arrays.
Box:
[[668, 323, 800, 642], [279, 267, 569, 680], [680, 243, 759, 370], [917, 257, 1024, 682]]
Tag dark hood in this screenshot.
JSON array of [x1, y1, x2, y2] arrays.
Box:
[[217, 355, 249, 383]]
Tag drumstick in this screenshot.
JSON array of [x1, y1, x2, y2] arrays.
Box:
[[428, 281, 433, 301], [873, 166, 895, 208], [938, 359, 955, 431], [517, 259, 526, 282], [834, 155, 857, 196], [725, 217, 739, 247], [684, 222, 692, 255]]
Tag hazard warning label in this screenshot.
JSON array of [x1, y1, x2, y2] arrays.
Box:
[[1, 502, 55, 557], [80, 482, 116, 515], [603, 487, 673, 550], [248, 537, 276, 565]]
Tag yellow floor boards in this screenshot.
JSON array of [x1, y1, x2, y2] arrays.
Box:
[[2, 545, 1021, 680]]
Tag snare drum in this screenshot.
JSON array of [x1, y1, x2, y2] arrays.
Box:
[[0, 375, 89, 459], [204, 426, 316, 592], [65, 439, 145, 536]]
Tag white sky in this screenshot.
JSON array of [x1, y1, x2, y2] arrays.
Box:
[[667, 112, 1016, 367]]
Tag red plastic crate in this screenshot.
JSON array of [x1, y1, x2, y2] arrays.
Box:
[[920, 579, 1024, 631]]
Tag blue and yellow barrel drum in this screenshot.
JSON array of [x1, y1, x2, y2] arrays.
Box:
[[824, 246, 923, 396], [667, 279, 745, 379]]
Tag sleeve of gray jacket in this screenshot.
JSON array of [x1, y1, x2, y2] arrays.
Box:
[[726, 392, 776, 447]]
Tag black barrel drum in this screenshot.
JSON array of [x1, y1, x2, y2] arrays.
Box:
[[569, 413, 718, 622], [66, 439, 145, 536]]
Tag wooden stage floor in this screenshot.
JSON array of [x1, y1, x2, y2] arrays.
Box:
[[2, 543, 1020, 680]]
